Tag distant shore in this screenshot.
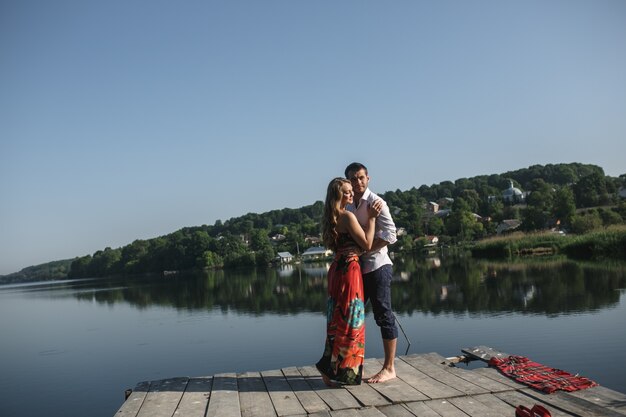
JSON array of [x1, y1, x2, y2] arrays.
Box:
[[470, 225, 626, 260]]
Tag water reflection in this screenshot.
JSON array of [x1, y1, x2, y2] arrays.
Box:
[[24, 256, 621, 316], [2, 255, 625, 417]]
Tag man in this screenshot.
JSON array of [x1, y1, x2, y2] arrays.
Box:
[[344, 162, 398, 383]]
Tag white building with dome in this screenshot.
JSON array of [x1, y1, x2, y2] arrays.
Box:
[[502, 180, 525, 204]]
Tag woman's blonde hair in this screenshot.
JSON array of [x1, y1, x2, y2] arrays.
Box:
[[322, 177, 350, 251]]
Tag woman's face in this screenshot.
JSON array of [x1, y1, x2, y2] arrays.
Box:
[[340, 182, 354, 206]]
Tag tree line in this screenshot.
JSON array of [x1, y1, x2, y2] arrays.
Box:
[[63, 162, 625, 279], [67, 202, 325, 278], [0, 259, 73, 284], [387, 163, 625, 251], [2, 162, 622, 283]]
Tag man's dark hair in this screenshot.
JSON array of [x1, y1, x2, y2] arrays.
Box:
[[344, 162, 368, 178]]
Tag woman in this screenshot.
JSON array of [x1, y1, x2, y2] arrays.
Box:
[[315, 177, 380, 386]]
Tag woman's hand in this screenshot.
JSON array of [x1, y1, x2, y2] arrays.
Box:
[[368, 199, 383, 218]]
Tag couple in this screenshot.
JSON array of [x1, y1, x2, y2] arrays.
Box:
[[315, 162, 398, 386]]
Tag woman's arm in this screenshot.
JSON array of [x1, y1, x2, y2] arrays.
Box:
[[342, 211, 377, 251]]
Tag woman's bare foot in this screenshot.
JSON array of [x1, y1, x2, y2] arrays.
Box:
[[366, 368, 396, 383], [320, 373, 334, 387]]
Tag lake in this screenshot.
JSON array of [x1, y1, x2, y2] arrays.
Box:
[[1, 254, 625, 417]]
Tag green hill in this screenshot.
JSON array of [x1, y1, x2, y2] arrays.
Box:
[[0, 259, 74, 284], [3, 162, 624, 283]]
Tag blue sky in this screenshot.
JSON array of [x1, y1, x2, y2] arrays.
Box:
[[1, 0, 625, 275]]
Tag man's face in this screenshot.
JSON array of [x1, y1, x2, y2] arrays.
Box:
[[348, 168, 369, 196]]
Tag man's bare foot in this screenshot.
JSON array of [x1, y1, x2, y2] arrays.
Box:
[[366, 368, 396, 383]]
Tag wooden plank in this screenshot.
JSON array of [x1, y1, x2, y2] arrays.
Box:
[[282, 366, 330, 414], [423, 399, 469, 417], [373, 403, 417, 417], [174, 377, 212, 416], [237, 371, 277, 417], [352, 407, 388, 417], [402, 401, 443, 417], [308, 411, 332, 417], [345, 362, 391, 407], [394, 357, 463, 399], [523, 389, 626, 417], [298, 365, 362, 410], [448, 395, 504, 417], [206, 373, 241, 417], [342, 361, 392, 407], [470, 393, 517, 415], [567, 385, 626, 413], [471, 367, 528, 390], [364, 358, 429, 403], [494, 390, 572, 417], [402, 354, 487, 396], [136, 377, 188, 417], [329, 410, 363, 417], [419, 353, 512, 393], [462, 346, 511, 363], [344, 381, 392, 407], [261, 369, 307, 416], [115, 381, 150, 417]]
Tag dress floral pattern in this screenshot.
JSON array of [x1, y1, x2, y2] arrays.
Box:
[[316, 234, 365, 385]]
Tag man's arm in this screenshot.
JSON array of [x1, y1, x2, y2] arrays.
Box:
[[370, 237, 390, 252], [374, 200, 397, 248]]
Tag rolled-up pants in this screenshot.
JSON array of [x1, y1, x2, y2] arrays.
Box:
[[363, 264, 398, 340]]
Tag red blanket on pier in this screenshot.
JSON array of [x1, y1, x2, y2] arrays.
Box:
[[489, 355, 598, 394]]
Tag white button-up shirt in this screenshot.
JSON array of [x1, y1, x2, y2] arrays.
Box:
[[347, 188, 397, 274]]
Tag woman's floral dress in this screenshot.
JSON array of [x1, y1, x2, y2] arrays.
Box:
[[316, 233, 365, 385]]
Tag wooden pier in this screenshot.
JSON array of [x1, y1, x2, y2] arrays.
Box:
[[115, 347, 626, 417]]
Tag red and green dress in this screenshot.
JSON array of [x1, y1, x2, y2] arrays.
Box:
[[316, 233, 365, 385]]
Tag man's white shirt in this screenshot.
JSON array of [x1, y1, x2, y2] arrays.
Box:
[[347, 188, 397, 274]]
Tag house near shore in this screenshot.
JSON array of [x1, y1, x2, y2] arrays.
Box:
[[414, 235, 439, 254], [275, 252, 293, 263], [425, 235, 439, 246], [434, 209, 451, 218], [271, 234, 286, 242], [496, 219, 522, 234], [301, 246, 333, 261], [304, 236, 322, 245], [415, 235, 439, 246]]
